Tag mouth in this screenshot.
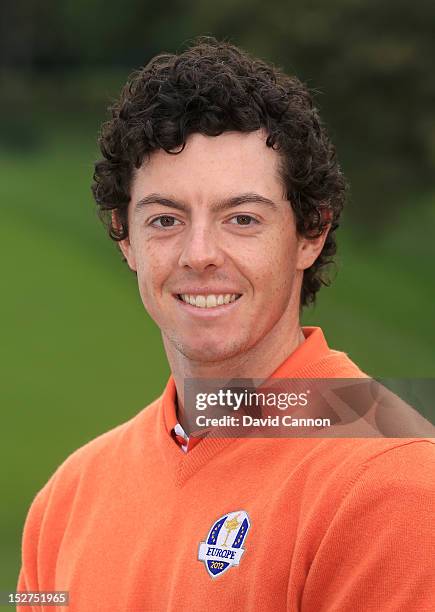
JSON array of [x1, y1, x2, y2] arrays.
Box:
[[175, 293, 242, 309]]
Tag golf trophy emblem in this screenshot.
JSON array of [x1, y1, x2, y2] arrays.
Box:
[[198, 510, 251, 578]]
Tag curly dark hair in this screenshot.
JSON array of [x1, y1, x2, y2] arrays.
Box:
[[91, 35, 346, 307]]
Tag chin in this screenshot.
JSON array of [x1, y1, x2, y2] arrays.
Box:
[[174, 336, 248, 364]]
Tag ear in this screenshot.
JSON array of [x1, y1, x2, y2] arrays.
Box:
[[112, 211, 137, 272], [296, 226, 330, 271]]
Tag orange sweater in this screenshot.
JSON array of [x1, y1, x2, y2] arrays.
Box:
[[18, 328, 435, 611]]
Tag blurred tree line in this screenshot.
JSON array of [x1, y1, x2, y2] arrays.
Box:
[[1, 0, 434, 231]]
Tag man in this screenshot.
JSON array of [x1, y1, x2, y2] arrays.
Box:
[[18, 36, 434, 611]]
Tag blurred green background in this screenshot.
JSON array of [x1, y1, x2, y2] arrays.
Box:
[[1, 0, 434, 590]]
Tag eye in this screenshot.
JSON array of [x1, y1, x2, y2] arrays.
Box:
[[227, 214, 259, 226], [150, 215, 183, 228]]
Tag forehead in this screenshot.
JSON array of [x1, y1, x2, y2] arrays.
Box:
[[130, 129, 286, 205]]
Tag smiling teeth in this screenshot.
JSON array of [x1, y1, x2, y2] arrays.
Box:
[[180, 294, 239, 308]]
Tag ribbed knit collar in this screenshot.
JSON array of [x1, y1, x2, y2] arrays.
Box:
[[157, 327, 338, 483], [162, 327, 329, 437], [167, 326, 330, 452]]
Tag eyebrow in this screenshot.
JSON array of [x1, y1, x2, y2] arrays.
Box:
[[134, 192, 278, 214]]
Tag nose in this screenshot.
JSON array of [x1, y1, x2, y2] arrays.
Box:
[[178, 223, 225, 272]]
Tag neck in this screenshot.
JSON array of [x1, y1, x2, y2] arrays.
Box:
[[163, 320, 305, 436]]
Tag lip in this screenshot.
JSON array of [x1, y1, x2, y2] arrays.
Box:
[[173, 293, 243, 317], [173, 289, 243, 295]]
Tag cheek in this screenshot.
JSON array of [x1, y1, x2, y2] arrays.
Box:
[[135, 250, 166, 306], [275, 225, 299, 270], [244, 231, 297, 295]]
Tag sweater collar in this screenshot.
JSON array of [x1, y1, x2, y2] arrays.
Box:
[[162, 326, 330, 438]]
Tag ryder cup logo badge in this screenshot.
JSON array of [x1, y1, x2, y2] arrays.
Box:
[[198, 510, 251, 578]]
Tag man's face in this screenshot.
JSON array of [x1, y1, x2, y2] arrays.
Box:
[[120, 129, 322, 363]]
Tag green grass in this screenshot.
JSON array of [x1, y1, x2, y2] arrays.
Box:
[[303, 200, 435, 377], [1, 127, 433, 588]]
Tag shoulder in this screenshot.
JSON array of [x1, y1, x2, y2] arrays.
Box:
[[19, 394, 164, 588], [337, 437, 434, 487], [29, 394, 162, 510], [311, 436, 434, 485], [320, 349, 369, 377], [305, 437, 435, 520], [343, 437, 435, 496], [260, 437, 435, 520], [299, 438, 435, 610]]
